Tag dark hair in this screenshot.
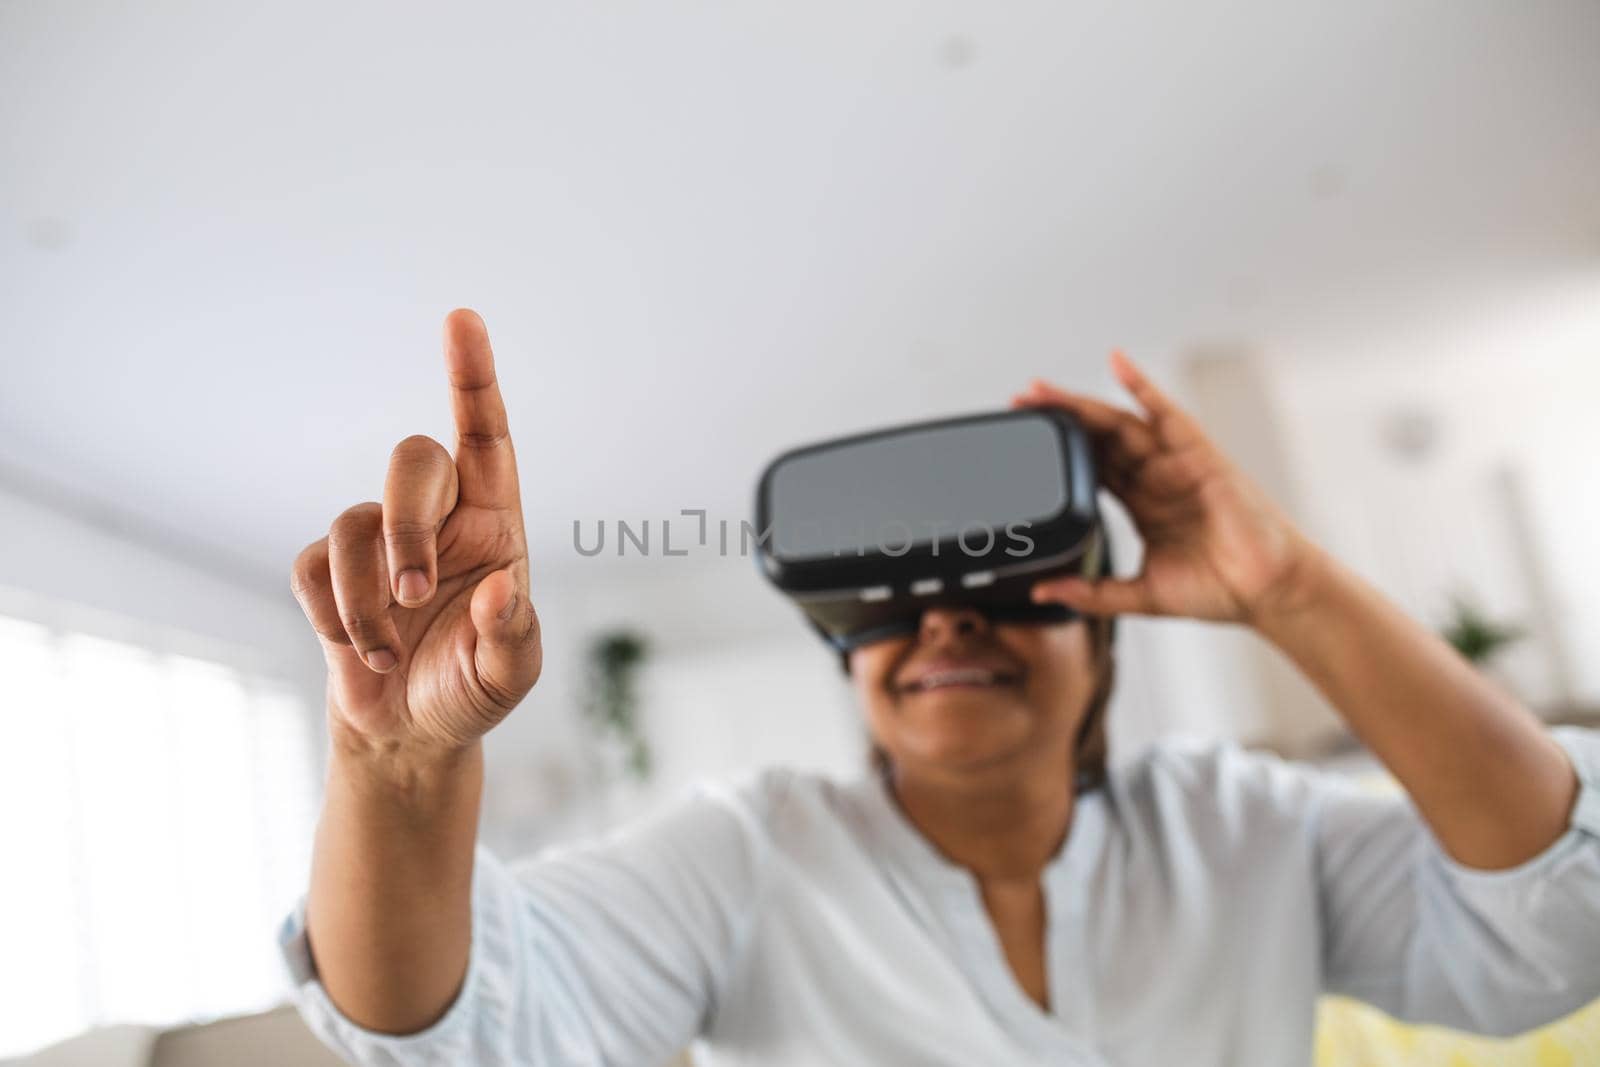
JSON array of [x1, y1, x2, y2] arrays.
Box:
[[851, 614, 1118, 793]]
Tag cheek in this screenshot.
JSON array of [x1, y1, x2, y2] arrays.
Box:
[[848, 644, 904, 711], [1007, 629, 1096, 712], [856, 678, 905, 757], [1021, 668, 1089, 723], [853, 675, 889, 725], [848, 644, 944, 749]]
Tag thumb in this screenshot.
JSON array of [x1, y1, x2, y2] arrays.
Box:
[[1032, 575, 1157, 617], [469, 567, 543, 711]]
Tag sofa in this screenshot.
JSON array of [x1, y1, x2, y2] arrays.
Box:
[[6, 1006, 697, 1067], [14, 999, 1599, 1066], [4, 1006, 343, 1067]]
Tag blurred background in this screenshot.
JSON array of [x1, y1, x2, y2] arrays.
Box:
[[2, 1, 1598, 1063]]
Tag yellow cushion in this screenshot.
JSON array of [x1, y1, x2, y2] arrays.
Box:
[[1314, 995, 1600, 1066]]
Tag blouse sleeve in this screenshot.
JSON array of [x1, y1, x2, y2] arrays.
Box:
[[1315, 726, 1600, 1036], [278, 774, 779, 1067]]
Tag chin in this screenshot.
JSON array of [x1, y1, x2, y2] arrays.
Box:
[[891, 692, 1036, 771]]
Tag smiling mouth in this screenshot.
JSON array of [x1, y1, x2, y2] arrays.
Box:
[[899, 667, 1022, 694]]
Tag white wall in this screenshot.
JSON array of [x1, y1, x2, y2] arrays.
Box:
[[1271, 277, 1600, 713], [0, 479, 324, 709]]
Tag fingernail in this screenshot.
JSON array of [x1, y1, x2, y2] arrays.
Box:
[[497, 592, 518, 621], [397, 569, 430, 605], [367, 648, 398, 672]]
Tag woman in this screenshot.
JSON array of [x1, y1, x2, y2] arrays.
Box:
[[281, 310, 1600, 1066]]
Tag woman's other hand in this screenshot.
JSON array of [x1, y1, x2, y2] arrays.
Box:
[[1015, 352, 1315, 629]]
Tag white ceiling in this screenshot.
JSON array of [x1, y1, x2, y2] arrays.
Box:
[[3, 0, 1598, 591]]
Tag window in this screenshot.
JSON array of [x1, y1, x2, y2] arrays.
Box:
[[0, 613, 319, 1057]]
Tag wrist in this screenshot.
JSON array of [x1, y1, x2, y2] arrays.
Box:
[[328, 721, 483, 813], [1245, 535, 1338, 643]]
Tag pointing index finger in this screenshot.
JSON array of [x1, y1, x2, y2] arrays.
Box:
[[443, 308, 521, 508]]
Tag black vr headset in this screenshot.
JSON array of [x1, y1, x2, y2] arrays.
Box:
[[753, 409, 1109, 653]]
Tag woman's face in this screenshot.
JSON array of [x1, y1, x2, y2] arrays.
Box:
[[848, 607, 1097, 779]]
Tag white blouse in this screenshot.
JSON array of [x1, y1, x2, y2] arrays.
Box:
[[281, 729, 1600, 1066]]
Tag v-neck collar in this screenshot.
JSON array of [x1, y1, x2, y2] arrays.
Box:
[[852, 767, 1108, 889], [848, 770, 1111, 1060]]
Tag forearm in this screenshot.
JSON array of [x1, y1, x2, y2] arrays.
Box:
[[306, 729, 484, 1034], [1255, 543, 1578, 869]]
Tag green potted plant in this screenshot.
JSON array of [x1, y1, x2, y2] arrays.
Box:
[[581, 628, 652, 781], [1440, 595, 1524, 668]]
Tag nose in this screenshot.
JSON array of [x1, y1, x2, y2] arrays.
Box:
[[917, 605, 989, 644]]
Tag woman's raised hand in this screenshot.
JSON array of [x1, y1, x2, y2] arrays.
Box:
[[1016, 352, 1315, 628], [290, 309, 542, 760]]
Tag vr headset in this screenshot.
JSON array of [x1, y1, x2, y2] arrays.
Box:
[[753, 408, 1108, 652]]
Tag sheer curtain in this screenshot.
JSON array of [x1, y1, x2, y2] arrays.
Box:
[[0, 613, 319, 1058]]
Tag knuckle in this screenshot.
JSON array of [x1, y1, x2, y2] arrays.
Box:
[[458, 428, 509, 450], [478, 659, 533, 713], [384, 518, 437, 550], [288, 569, 318, 606], [337, 609, 388, 644], [391, 433, 449, 465], [288, 542, 328, 599], [302, 614, 350, 646], [518, 601, 543, 647], [311, 619, 353, 647], [329, 502, 383, 544], [478, 671, 520, 711]]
